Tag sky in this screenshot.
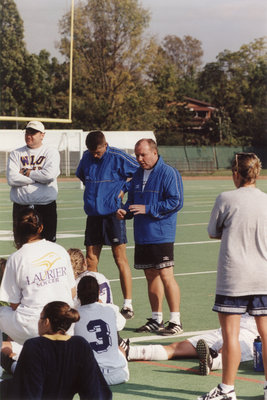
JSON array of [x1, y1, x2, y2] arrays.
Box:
[[15, 0, 267, 65]]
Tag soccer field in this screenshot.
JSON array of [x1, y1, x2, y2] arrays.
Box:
[[0, 177, 266, 399]]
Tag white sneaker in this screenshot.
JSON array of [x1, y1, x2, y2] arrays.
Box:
[[197, 385, 237, 400]]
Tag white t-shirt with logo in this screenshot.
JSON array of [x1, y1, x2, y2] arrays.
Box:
[[0, 239, 75, 310]]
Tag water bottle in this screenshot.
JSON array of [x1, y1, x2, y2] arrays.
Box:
[[253, 336, 264, 372]]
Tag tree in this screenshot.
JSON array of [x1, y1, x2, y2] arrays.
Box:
[[58, 0, 157, 129], [147, 35, 203, 144], [0, 0, 68, 127], [198, 38, 267, 145], [0, 0, 27, 123], [162, 35, 203, 77]]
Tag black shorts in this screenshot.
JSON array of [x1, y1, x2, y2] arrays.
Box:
[[13, 201, 57, 242], [84, 214, 127, 246], [134, 243, 174, 270]]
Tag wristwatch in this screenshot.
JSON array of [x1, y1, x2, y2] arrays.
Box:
[[23, 168, 28, 176]]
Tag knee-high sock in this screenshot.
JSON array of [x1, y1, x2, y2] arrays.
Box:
[[128, 345, 168, 361]]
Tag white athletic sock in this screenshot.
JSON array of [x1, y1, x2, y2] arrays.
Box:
[[123, 299, 133, 310], [152, 312, 163, 323], [220, 383, 235, 393], [169, 312, 180, 325], [211, 353, 222, 370], [128, 345, 168, 361]]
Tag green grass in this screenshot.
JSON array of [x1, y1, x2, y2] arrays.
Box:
[[1, 178, 266, 399]]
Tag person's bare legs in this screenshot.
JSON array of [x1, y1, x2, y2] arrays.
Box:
[[144, 268, 164, 312], [127, 339, 197, 361], [255, 315, 267, 380], [112, 244, 132, 300], [166, 340, 197, 359], [86, 244, 102, 272], [219, 313, 241, 385], [159, 266, 180, 312]]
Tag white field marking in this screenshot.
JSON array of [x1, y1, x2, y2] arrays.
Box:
[[124, 222, 208, 230], [180, 210, 211, 214], [100, 240, 220, 250], [179, 222, 207, 227], [130, 329, 217, 343], [0, 231, 83, 242], [109, 270, 216, 283]]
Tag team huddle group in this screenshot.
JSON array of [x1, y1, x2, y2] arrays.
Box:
[[0, 121, 266, 400]]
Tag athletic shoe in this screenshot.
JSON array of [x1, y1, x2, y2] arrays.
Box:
[[135, 318, 164, 333], [120, 307, 134, 320], [118, 337, 130, 360], [1, 352, 15, 374], [196, 339, 213, 375], [160, 321, 183, 336], [197, 385, 237, 400]]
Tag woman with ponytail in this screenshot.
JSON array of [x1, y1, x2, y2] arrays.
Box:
[[0, 208, 76, 345], [1, 301, 112, 400]]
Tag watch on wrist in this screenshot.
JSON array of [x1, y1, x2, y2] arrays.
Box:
[[23, 168, 28, 176]]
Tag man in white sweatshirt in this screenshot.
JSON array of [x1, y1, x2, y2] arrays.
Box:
[[6, 121, 60, 242]]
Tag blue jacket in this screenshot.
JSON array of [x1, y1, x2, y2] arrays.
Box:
[[124, 156, 183, 244], [76, 145, 139, 216]]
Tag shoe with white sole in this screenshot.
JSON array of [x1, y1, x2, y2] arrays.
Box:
[[197, 385, 237, 400]]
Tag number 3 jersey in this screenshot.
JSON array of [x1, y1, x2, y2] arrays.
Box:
[[74, 302, 127, 373]]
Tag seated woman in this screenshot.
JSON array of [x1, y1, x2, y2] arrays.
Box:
[[0, 301, 112, 400], [0, 208, 76, 344]]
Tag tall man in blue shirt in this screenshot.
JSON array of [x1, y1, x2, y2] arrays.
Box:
[[76, 131, 139, 319], [117, 139, 184, 335]]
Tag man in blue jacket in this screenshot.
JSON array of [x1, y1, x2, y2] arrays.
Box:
[[117, 139, 184, 335], [76, 131, 139, 319]]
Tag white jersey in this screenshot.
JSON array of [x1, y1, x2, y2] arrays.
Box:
[[0, 239, 76, 344], [74, 270, 113, 307], [188, 314, 258, 362], [7, 144, 60, 205], [0, 239, 75, 309], [75, 302, 127, 372]]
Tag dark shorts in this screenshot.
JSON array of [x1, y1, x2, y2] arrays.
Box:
[[134, 243, 174, 270], [213, 294, 267, 316], [84, 214, 127, 246], [13, 201, 57, 242]]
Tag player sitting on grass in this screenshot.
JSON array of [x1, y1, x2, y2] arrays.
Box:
[[67, 248, 113, 305], [123, 313, 258, 376], [74, 275, 129, 385], [0, 301, 112, 400]]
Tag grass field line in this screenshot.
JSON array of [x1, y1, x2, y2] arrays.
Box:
[[109, 270, 216, 284], [129, 329, 216, 343], [0, 234, 220, 258]]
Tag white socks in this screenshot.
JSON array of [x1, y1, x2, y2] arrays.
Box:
[[152, 312, 163, 324], [128, 345, 168, 361], [151, 312, 180, 324], [220, 383, 234, 393], [123, 299, 133, 310], [169, 312, 180, 325]]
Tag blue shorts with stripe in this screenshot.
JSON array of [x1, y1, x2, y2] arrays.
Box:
[[213, 294, 267, 316]]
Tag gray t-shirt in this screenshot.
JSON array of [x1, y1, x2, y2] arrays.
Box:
[[208, 187, 267, 296]]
